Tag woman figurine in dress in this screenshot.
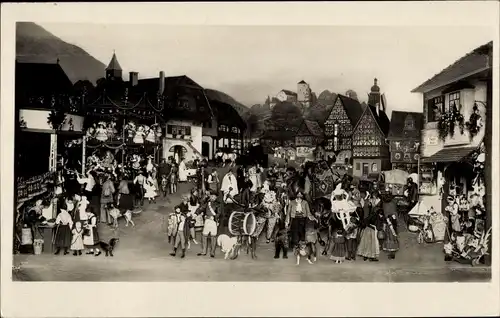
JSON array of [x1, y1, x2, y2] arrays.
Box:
[[133, 126, 145, 144], [330, 229, 347, 264], [70, 221, 85, 256], [248, 165, 259, 193], [382, 214, 399, 260], [146, 125, 157, 143], [54, 201, 73, 255], [356, 212, 380, 262], [144, 173, 158, 204], [84, 210, 100, 255], [178, 158, 188, 183], [95, 122, 108, 142]]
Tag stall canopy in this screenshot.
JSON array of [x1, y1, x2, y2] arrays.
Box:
[[421, 147, 477, 163]]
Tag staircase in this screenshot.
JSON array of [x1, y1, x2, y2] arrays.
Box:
[[186, 141, 203, 160]]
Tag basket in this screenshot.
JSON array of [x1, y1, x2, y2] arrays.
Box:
[[33, 239, 44, 255]]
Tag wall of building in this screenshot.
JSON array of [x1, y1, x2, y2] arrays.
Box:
[[421, 80, 487, 158], [352, 158, 383, 178], [202, 135, 214, 159], [202, 117, 218, 138], [297, 83, 311, 106], [162, 119, 203, 161]]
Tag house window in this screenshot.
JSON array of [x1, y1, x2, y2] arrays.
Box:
[[231, 127, 240, 134], [428, 96, 444, 122], [404, 115, 414, 130], [333, 124, 339, 151], [218, 125, 229, 132], [325, 124, 334, 136], [325, 139, 334, 150], [355, 163, 360, 170], [371, 163, 378, 172], [167, 125, 191, 136], [448, 91, 460, 112], [177, 99, 190, 109]]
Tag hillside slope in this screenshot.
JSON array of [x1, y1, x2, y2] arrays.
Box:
[[16, 22, 106, 84], [204, 88, 249, 119]]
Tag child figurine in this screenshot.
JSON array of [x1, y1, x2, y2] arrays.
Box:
[[161, 175, 169, 197], [170, 207, 188, 258], [166, 208, 179, 244], [144, 173, 158, 204], [345, 216, 359, 261], [330, 229, 347, 264], [382, 215, 399, 260], [71, 221, 85, 256], [445, 196, 461, 234], [458, 195, 469, 223]]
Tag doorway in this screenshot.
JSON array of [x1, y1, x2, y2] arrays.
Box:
[[202, 141, 210, 158], [362, 163, 369, 176], [172, 145, 186, 164]]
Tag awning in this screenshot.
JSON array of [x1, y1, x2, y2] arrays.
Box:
[[421, 147, 476, 163]]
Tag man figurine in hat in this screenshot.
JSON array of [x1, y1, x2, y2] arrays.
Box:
[[170, 206, 189, 258]]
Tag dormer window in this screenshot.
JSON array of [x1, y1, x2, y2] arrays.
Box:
[[404, 115, 414, 130], [218, 124, 229, 132]]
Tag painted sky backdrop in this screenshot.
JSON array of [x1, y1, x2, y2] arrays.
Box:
[[40, 23, 494, 114]]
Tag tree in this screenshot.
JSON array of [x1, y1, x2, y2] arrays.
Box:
[[305, 103, 328, 126], [270, 101, 303, 130], [345, 89, 358, 101]]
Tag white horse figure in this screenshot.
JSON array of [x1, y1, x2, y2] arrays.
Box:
[[228, 153, 237, 167], [222, 153, 229, 167], [215, 151, 224, 167]]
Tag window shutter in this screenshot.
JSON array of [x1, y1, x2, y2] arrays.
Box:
[[440, 95, 446, 113], [186, 126, 191, 136], [167, 125, 173, 134], [426, 98, 434, 122]]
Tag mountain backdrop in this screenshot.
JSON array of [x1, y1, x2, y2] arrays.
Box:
[[16, 22, 250, 119]]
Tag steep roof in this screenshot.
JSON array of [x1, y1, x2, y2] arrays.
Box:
[[412, 41, 492, 93], [280, 89, 297, 96], [297, 119, 323, 137], [16, 62, 73, 97], [387, 111, 423, 139], [209, 100, 246, 130], [354, 105, 390, 137], [337, 94, 366, 126], [106, 52, 122, 71], [298, 80, 307, 84]]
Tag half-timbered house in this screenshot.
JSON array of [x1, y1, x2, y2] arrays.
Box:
[[295, 119, 324, 160], [387, 111, 423, 172], [323, 94, 365, 165], [351, 104, 391, 178]]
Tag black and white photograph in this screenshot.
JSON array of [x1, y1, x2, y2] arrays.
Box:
[[1, 2, 499, 317]]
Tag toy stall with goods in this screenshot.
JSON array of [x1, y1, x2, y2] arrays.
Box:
[[82, 86, 165, 177], [15, 172, 57, 255]]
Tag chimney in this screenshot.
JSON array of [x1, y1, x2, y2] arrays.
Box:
[[159, 71, 165, 94], [129, 72, 138, 86]]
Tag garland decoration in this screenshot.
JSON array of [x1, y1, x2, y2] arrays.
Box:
[[437, 103, 465, 141], [47, 95, 67, 130], [465, 103, 483, 140]]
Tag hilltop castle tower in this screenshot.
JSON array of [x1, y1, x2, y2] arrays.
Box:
[[297, 80, 312, 107], [368, 78, 381, 106]]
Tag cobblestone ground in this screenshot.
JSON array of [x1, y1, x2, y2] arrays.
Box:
[[12, 167, 491, 282]]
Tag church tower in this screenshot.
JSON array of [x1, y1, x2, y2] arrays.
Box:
[[368, 78, 381, 106], [105, 51, 123, 80]]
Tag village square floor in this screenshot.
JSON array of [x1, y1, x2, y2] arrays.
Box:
[[12, 167, 491, 282]]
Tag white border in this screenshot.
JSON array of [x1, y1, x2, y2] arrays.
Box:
[[2, 2, 499, 317]]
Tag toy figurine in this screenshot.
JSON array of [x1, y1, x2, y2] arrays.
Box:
[[133, 126, 145, 144], [95, 122, 108, 142]]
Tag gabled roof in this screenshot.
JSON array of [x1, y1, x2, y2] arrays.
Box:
[[387, 111, 423, 140], [298, 80, 307, 84], [16, 62, 73, 97], [280, 89, 297, 96], [354, 104, 390, 137], [335, 94, 366, 126], [412, 41, 492, 93], [106, 53, 122, 71], [297, 119, 323, 137]]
